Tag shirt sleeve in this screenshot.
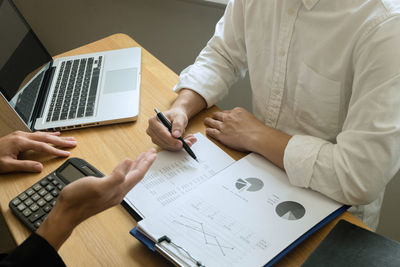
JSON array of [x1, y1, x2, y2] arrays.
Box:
[[284, 15, 400, 206], [0, 233, 65, 267], [173, 0, 248, 107]]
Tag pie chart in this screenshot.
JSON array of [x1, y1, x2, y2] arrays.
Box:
[[275, 201, 306, 220], [235, 177, 264, 192]]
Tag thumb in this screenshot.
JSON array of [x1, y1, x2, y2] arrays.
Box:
[[2, 159, 43, 173], [171, 114, 187, 138]]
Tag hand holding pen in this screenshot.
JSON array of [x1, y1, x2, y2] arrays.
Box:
[[153, 109, 199, 162]]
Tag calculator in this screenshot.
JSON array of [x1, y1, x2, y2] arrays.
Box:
[[9, 158, 104, 231]]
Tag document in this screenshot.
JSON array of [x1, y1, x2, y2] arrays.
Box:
[[135, 153, 345, 267], [123, 133, 235, 218]]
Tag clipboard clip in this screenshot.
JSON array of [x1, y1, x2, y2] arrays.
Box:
[[157, 235, 205, 267]]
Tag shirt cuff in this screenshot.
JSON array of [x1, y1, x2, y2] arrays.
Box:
[[283, 135, 329, 188], [173, 64, 230, 108]]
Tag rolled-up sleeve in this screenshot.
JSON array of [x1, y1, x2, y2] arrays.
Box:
[[284, 16, 400, 206], [173, 0, 248, 107]]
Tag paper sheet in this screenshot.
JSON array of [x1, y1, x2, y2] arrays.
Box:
[[124, 133, 235, 218], [138, 153, 342, 267]]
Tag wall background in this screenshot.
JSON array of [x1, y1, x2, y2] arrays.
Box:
[[13, 0, 399, 241]]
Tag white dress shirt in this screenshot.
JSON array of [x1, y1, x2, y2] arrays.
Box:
[[173, 0, 400, 230]]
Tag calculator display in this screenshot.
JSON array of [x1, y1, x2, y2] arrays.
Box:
[[59, 163, 86, 183]]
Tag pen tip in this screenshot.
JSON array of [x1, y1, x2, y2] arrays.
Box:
[[195, 158, 199, 163]]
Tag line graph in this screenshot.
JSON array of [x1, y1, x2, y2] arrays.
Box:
[[172, 215, 235, 256]]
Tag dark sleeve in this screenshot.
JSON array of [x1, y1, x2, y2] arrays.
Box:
[[0, 233, 65, 267]]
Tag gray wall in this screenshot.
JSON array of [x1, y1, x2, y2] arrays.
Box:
[[14, 0, 251, 110], [13, 0, 399, 241]]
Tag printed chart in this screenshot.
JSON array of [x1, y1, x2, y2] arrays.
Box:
[[275, 201, 306, 221]]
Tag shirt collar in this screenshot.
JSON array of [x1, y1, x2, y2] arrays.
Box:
[[302, 0, 320, 10]]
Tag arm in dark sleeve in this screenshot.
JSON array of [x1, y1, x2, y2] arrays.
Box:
[[0, 233, 65, 267]]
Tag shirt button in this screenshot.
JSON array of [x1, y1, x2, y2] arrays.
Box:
[[279, 49, 286, 56], [273, 89, 280, 95], [287, 8, 294, 15]]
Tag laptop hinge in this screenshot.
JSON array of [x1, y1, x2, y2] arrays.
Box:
[[30, 65, 56, 131]]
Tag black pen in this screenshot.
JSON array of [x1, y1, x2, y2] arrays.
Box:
[[154, 108, 198, 162]]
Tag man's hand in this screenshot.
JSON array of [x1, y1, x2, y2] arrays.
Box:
[[147, 107, 197, 150], [37, 149, 157, 250], [146, 89, 207, 151], [204, 107, 267, 152], [204, 107, 291, 169], [0, 131, 77, 173]]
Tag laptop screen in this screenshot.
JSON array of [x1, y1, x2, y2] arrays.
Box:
[[0, 0, 52, 125]]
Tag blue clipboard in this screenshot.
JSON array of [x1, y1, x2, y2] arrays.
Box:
[[130, 205, 350, 266]]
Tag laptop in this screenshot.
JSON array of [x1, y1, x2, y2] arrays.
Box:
[[0, 0, 141, 133]]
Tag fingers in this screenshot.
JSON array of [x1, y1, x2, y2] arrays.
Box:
[[48, 131, 61, 136], [19, 139, 71, 157], [183, 134, 197, 147], [205, 128, 222, 141], [170, 115, 187, 138], [204, 117, 223, 130], [147, 116, 183, 150], [125, 149, 157, 188], [212, 112, 225, 121], [147, 109, 190, 151], [28, 132, 77, 148], [107, 149, 157, 192], [0, 158, 43, 173], [147, 123, 182, 150]]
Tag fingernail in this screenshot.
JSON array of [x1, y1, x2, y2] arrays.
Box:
[[173, 130, 181, 137], [34, 163, 42, 172]]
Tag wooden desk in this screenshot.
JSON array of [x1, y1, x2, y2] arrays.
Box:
[[0, 34, 368, 266]]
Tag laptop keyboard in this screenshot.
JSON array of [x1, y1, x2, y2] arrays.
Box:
[[46, 56, 102, 122]]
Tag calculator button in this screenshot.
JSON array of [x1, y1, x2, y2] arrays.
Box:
[[24, 198, 34, 207], [22, 208, 32, 217], [44, 194, 54, 202], [57, 184, 64, 190], [52, 180, 59, 186], [30, 203, 39, 212], [51, 189, 59, 197], [31, 193, 40, 201], [43, 204, 52, 213], [51, 200, 57, 206], [26, 188, 35, 196], [45, 184, 55, 192], [34, 221, 42, 229], [29, 209, 45, 223], [18, 193, 28, 201], [47, 174, 55, 181], [17, 203, 26, 211], [40, 179, 49, 186], [37, 199, 46, 207], [12, 198, 21, 206], [38, 188, 47, 197], [33, 184, 42, 191]]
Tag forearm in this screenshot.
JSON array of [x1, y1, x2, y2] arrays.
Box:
[[248, 125, 292, 170], [171, 89, 207, 119], [36, 208, 75, 251]]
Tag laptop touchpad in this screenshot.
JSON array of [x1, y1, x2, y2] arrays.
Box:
[[104, 68, 137, 93]]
